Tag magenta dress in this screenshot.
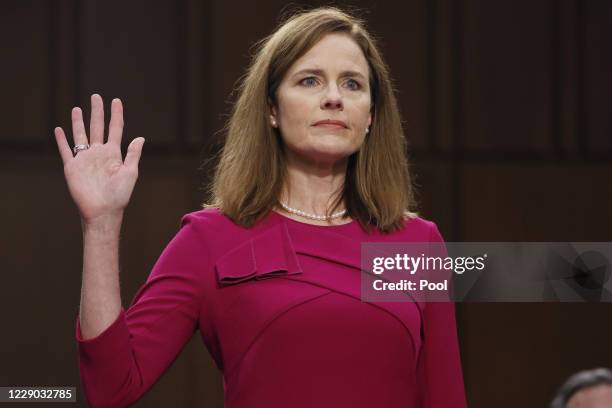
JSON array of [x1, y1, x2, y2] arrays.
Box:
[[75, 208, 467, 408]]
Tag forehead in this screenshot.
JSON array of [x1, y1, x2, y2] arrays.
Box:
[[568, 384, 612, 407], [287, 33, 369, 76]]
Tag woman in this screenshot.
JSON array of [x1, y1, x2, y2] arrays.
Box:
[[55, 7, 466, 408]]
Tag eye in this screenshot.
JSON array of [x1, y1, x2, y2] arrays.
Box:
[[345, 78, 361, 90], [299, 77, 319, 87]]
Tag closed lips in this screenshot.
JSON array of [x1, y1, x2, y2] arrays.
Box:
[[313, 120, 348, 128]]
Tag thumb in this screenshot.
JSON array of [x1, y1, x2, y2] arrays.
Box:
[[124, 137, 145, 168]]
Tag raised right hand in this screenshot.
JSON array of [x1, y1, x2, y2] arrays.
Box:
[[54, 94, 145, 226]]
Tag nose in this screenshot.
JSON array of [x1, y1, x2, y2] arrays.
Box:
[[320, 83, 343, 111]]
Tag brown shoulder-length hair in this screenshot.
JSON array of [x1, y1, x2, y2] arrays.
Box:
[[203, 6, 419, 233]]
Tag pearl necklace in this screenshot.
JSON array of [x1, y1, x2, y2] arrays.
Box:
[[279, 201, 347, 221]]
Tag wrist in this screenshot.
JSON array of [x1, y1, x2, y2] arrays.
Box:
[[81, 212, 124, 235]]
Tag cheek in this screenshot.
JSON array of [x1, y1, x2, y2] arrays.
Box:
[[285, 105, 310, 127], [351, 99, 372, 126], [278, 91, 312, 126]]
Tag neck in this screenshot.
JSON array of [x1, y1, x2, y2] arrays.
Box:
[[280, 151, 348, 215]]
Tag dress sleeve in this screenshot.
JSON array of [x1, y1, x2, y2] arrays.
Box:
[[416, 221, 467, 407], [74, 213, 208, 408]]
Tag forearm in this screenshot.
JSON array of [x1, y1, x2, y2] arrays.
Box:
[[78, 213, 124, 340]]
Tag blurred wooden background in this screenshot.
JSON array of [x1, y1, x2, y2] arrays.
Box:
[[1, 0, 611, 406]]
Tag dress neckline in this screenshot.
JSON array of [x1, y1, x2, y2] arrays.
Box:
[[270, 209, 357, 229]]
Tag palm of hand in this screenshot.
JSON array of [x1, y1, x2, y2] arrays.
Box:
[[54, 94, 145, 224]]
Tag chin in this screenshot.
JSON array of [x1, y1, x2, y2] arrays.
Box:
[[301, 144, 359, 163]]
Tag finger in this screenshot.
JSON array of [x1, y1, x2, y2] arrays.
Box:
[[71, 107, 89, 146], [108, 98, 124, 146], [89, 94, 104, 145], [124, 137, 145, 168], [54, 127, 73, 165]]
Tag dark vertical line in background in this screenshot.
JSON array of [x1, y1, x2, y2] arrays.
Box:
[[425, 0, 437, 151], [74, 0, 82, 107], [48, 0, 59, 148], [202, 0, 213, 149], [451, 0, 464, 242], [199, 0, 216, 205], [575, 0, 586, 157], [176, 0, 187, 150], [551, 0, 562, 157], [179, 0, 197, 391], [450, 0, 468, 390]]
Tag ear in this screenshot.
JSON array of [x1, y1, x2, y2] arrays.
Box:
[[367, 112, 372, 128], [268, 97, 277, 120]]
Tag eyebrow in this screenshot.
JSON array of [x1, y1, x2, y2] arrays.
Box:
[[291, 68, 367, 81]]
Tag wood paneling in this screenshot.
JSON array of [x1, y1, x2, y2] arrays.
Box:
[[207, 0, 291, 135], [460, 303, 612, 407], [558, 0, 579, 154], [78, 0, 179, 145], [364, 1, 430, 150], [585, 1, 612, 152], [461, 163, 612, 241], [411, 158, 454, 236], [462, 0, 554, 152], [1, 1, 51, 141]]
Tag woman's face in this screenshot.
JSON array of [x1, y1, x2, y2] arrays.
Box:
[[270, 33, 372, 165]]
